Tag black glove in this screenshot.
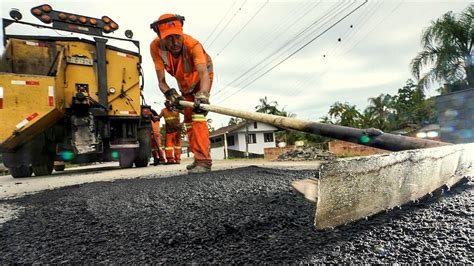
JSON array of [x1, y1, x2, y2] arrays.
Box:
[[164, 88, 184, 110], [193, 91, 210, 115]]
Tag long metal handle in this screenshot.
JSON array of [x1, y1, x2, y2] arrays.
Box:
[[179, 100, 449, 151]]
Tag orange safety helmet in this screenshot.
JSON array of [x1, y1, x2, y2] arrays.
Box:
[[150, 14, 185, 38]]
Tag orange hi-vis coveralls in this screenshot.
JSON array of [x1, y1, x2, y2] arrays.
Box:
[[150, 34, 214, 167], [151, 120, 166, 163], [160, 107, 182, 163]]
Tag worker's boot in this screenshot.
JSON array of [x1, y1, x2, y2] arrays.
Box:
[[188, 164, 211, 174], [150, 158, 159, 166], [186, 161, 197, 170]]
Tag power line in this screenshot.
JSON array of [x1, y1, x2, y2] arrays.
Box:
[[213, 0, 353, 102], [215, 0, 269, 57], [212, 1, 347, 100], [203, 1, 237, 46], [294, 0, 401, 97], [294, 0, 405, 119], [206, 0, 248, 50], [227, 1, 355, 92], [213, 1, 320, 90], [287, 0, 384, 96], [216, 0, 369, 104]]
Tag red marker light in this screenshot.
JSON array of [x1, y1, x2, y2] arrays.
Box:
[[41, 5, 52, 13], [58, 12, 67, 20], [32, 8, 42, 16], [40, 15, 51, 23]]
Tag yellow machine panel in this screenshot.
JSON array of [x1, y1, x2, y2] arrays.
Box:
[[0, 74, 63, 150], [106, 49, 141, 117], [57, 40, 97, 109]]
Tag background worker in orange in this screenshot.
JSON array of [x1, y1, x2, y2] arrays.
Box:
[[150, 14, 214, 173], [150, 109, 166, 166], [159, 100, 182, 164]]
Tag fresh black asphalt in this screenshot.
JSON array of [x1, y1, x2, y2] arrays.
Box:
[[0, 166, 472, 263]]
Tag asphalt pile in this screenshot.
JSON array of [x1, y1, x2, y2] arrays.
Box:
[[0, 166, 472, 263], [278, 146, 336, 161]]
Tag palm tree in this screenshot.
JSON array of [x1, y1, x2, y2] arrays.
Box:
[[228, 117, 244, 125], [255, 96, 279, 115], [328, 102, 362, 128], [366, 94, 393, 130], [277, 107, 296, 118], [410, 4, 474, 91]]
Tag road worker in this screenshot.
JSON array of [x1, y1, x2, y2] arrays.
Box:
[[150, 109, 166, 166], [160, 100, 183, 164], [150, 14, 213, 173]]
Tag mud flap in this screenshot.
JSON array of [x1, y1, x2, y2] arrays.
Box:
[[307, 143, 473, 230]]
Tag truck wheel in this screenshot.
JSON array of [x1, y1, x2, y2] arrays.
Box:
[[33, 161, 54, 176], [119, 149, 135, 168], [10, 165, 33, 178], [134, 127, 151, 167], [54, 164, 66, 171]]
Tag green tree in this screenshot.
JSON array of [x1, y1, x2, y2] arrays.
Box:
[[207, 118, 215, 132], [390, 80, 437, 129], [327, 102, 363, 128], [255, 96, 280, 115], [410, 4, 474, 92], [366, 94, 394, 130], [228, 117, 244, 125]]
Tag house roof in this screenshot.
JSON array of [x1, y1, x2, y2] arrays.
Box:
[[390, 125, 419, 135], [209, 122, 247, 137], [417, 124, 440, 132]]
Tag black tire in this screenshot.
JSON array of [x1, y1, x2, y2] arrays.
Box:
[[119, 149, 135, 168], [33, 162, 54, 176], [32, 153, 54, 176], [54, 164, 65, 171], [10, 165, 33, 178], [134, 127, 152, 168]]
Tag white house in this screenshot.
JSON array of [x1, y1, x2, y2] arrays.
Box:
[[210, 121, 278, 160]]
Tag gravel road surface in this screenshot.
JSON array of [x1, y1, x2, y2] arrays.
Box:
[[0, 166, 472, 263]]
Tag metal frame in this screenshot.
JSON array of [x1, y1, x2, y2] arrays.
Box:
[[2, 18, 140, 51]]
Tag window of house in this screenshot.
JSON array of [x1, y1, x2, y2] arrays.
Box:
[[211, 137, 223, 144], [264, 133, 274, 142], [253, 122, 258, 129], [226, 135, 235, 146], [247, 133, 257, 144]]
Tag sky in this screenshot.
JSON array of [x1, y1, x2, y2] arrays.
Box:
[[1, 0, 471, 129]]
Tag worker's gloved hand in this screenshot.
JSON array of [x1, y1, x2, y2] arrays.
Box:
[[164, 88, 184, 110], [193, 91, 210, 115]]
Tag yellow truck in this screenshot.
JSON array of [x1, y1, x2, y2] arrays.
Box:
[[0, 5, 153, 178]]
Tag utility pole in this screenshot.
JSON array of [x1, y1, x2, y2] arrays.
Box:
[[245, 120, 249, 158], [223, 132, 228, 159]]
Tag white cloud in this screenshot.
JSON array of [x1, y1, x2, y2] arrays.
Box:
[[1, 0, 471, 129]]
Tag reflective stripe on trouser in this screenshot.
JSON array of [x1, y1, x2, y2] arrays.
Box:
[[151, 134, 165, 162], [165, 131, 182, 162], [183, 94, 212, 167]]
